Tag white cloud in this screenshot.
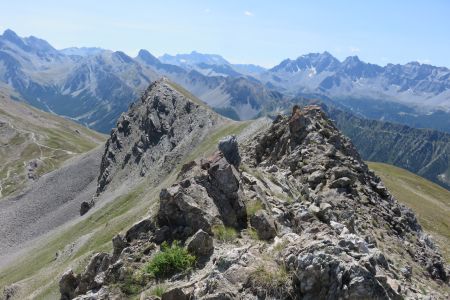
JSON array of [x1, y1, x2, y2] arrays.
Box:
[[349, 46, 360, 53], [244, 11, 254, 17]]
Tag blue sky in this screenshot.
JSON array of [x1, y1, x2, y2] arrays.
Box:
[[1, 0, 449, 68]]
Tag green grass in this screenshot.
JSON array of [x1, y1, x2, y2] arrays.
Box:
[[145, 241, 195, 278], [248, 264, 292, 298], [150, 284, 167, 297], [246, 227, 260, 240], [246, 200, 264, 216], [212, 225, 238, 243], [368, 162, 450, 262]]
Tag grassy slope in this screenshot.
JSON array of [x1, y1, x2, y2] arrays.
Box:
[[368, 162, 450, 262], [0, 120, 251, 299], [0, 91, 106, 198]]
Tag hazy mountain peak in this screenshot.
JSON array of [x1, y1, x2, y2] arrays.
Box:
[[137, 49, 160, 65], [1, 29, 26, 47], [159, 51, 230, 66], [60, 47, 105, 57]]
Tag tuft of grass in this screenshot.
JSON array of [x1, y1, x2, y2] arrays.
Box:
[[145, 241, 196, 278], [247, 227, 260, 240], [246, 200, 264, 216], [212, 225, 238, 243], [150, 284, 167, 297], [248, 264, 293, 298]]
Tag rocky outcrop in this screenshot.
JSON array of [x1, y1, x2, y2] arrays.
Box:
[[158, 152, 247, 238], [218, 135, 241, 167], [63, 105, 448, 299], [84, 78, 222, 213], [96, 78, 221, 195]]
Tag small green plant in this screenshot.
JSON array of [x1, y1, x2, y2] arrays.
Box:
[[248, 264, 293, 298], [151, 284, 167, 297], [246, 200, 263, 216], [212, 225, 238, 242], [247, 227, 260, 240], [120, 269, 144, 295], [145, 241, 196, 278]]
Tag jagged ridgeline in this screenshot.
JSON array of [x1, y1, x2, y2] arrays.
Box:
[[60, 100, 448, 298], [80, 78, 225, 214]]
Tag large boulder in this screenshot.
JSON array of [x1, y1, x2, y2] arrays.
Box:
[[250, 210, 277, 240], [206, 157, 247, 228], [158, 183, 219, 238], [158, 156, 247, 239], [125, 218, 155, 242], [59, 269, 79, 300], [186, 229, 214, 257], [218, 135, 241, 167]]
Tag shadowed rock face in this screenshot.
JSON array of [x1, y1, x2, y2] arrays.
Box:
[[62, 105, 448, 300], [95, 78, 222, 199], [158, 153, 247, 239]]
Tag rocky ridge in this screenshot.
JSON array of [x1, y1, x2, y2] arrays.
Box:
[[81, 78, 224, 214], [61, 105, 449, 299]]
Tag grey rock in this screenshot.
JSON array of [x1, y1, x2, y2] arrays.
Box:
[[218, 135, 241, 167], [158, 184, 217, 237], [186, 229, 214, 257], [250, 210, 277, 240], [112, 234, 127, 259], [162, 287, 188, 300], [59, 269, 79, 300], [154, 225, 171, 244], [125, 218, 155, 242], [329, 177, 352, 188], [80, 199, 95, 216], [401, 266, 412, 279], [308, 170, 325, 185], [2, 284, 20, 300], [207, 158, 247, 228]]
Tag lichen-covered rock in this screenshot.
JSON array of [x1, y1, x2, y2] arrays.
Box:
[[186, 229, 214, 257], [249, 210, 277, 240]]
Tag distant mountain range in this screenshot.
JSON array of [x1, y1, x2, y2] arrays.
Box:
[[1, 29, 450, 134], [0, 30, 281, 131]]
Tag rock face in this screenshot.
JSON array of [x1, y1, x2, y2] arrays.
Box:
[[218, 135, 241, 167], [158, 152, 247, 238], [87, 78, 222, 213], [62, 105, 449, 299]]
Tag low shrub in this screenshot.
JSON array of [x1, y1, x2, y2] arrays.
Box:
[[145, 241, 195, 278]]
